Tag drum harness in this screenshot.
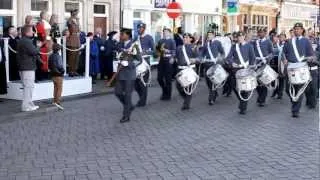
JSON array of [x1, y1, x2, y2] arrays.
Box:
[[288, 38, 312, 102], [256, 40, 278, 90], [235, 43, 256, 101]]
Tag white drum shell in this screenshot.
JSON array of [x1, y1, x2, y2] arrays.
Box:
[[236, 69, 257, 91], [256, 64, 278, 85], [287, 62, 311, 85], [206, 64, 229, 85], [176, 68, 199, 88], [136, 62, 149, 77]]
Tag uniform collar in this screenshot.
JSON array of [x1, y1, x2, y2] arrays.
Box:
[[124, 40, 131, 47], [259, 37, 267, 41]]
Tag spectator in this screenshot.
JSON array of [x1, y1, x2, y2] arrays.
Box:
[[0, 39, 7, 95], [49, 14, 61, 43], [88, 32, 100, 84], [94, 27, 106, 80], [17, 25, 41, 112], [6, 26, 20, 81], [77, 31, 86, 76], [48, 43, 65, 110], [67, 9, 81, 77], [102, 31, 118, 81]]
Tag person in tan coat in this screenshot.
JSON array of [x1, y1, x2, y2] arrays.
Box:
[[67, 9, 81, 77]]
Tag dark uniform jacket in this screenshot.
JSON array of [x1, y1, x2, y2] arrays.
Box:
[[117, 40, 137, 81], [283, 36, 314, 63]]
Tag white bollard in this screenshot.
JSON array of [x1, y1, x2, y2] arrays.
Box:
[[3, 38, 10, 83], [85, 37, 90, 78], [62, 36, 67, 76]]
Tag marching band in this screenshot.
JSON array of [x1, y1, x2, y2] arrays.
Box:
[[113, 22, 319, 123]]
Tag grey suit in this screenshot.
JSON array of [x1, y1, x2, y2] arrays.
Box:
[[115, 40, 136, 118]]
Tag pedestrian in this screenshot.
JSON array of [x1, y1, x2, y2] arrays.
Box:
[[87, 32, 100, 84], [48, 43, 65, 110], [283, 23, 316, 118], [101, 31, 118, 81], [175, 33, 199, 110], [156, 27, 176, 101], [49, 14, 61, 43], [17, 25, 41, 112], [94, 27, 106, 80], [6, 26, 20, 81], [201, 30, 225, 105], [67, 9, 81, 77], [226, 31, 256, 115], [0, 39, 7, 95], [114, 28, 136, 123], [134, 23, 155, 107]]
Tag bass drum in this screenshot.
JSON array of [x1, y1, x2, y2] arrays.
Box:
[[206, 64, 229, 89], [235, 69, 257, 101], [216, 36, 232, 57]]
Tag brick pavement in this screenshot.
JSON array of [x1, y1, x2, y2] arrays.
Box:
[[0, 77, 319, 180]]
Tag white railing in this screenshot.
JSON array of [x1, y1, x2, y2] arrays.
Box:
[[2, 36, 91, 82]]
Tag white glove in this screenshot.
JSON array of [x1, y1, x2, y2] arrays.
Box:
[[169, 58, 175, 64], [120, 61, 129, 67], [100, 46, 105, 51], [81, 44, 85, 49]]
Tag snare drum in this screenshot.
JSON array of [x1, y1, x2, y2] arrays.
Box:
[[176, 67, 199, 88], [236, 69, 257, 92], [136, 61, 149, 78], [206, 64, 229, 87], [287, 62, 311, 85], [113, 60, 120, 72], [256, 64, 278, 85]]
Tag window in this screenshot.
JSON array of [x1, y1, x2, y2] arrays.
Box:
[[65, 2, 79, 12], [0, 0, 12, 9], [94, 4, 105, 14], [31, 0, 48, 11], [253, 15, 256, 24], [0, 16, 12, 36], [243, 14, 248, 25], [134, 12, 141, 18]]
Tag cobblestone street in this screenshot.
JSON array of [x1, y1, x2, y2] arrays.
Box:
[[0, 79, 319, 180]]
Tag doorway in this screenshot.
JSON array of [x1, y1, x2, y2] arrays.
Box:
[[94, 17, 107, 38]]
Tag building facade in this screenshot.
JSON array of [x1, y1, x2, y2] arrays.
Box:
[[278, 0, 318, 33], [0, 0, 120, 37], [223, 0, 279, 33], [121, 0, 223, 42]]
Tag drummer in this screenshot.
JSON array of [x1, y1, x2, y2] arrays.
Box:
[[252, 27, 274, 107], [175, 33, 198, 110], [201, 30, 225, 105], [283, 23, 316, 118], [226, 31, 256, 115], [271, 33, 287, 99]]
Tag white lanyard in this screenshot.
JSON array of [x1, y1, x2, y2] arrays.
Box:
[[291, 37, 304, 62], [207, 41, 217, 63], [236, 43, 249, 68], [182, 45, 191, 66], [256, 40, 264, 59], [0, 48, 2, 63], [137, 35, 143, 53]]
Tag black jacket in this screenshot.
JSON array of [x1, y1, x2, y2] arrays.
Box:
[[16, 37, 39, 71], [49, 53, 65, 77]]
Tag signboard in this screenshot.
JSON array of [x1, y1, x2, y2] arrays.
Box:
[[227, 0, 239, 16], [154, 0, 171, 8], [166, 2, 182, 19]]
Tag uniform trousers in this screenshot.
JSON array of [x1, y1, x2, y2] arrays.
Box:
[[203, 62, 218, 102], [115, 80, 135, 118], [157, 59, 173, 99]]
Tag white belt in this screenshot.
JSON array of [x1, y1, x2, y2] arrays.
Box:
[[164, 54, 172, 58], [142, 55, 151, 58], [203, 59, 215, 63], [178, 65, 196, 69], [310, 66, 318, 70]]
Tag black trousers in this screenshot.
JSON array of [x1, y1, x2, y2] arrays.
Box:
[[203, 62, 218, 102], [222, 66, 233, 96], [176, 81, 192, 108], [230, 73, 250, 112], [157, 61, 173, 99], [305, 69, 319, 108], [115, 80, 134, 118], [270, 64, 285, 98], [286, 82, 304, 114], [256, 82, 268, 104]]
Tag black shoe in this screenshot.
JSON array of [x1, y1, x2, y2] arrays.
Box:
[[160, 95, 166, 101], [163, 97, 171, 101], [258, 103, 265, 107], [120, 117, 130, 123], [239, 110, 246, 115], [292, 112, 299, 118], [277, 96, 282, 100], [136, 102, 146, 107], [181, 106, 190, 111], [208, 100, 214, 106], [271, 91, 277, 98], [307, 105, 316, 109]]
